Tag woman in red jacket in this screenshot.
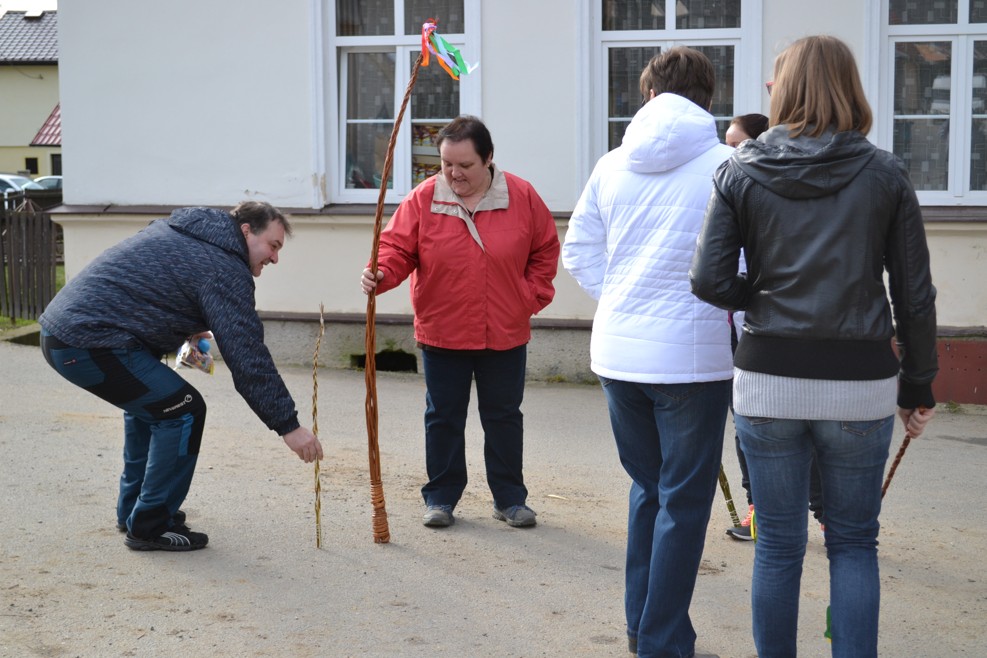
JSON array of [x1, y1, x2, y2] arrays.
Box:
[[361, 115, 560, 529]]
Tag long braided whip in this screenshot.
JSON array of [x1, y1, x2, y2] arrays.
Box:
[[312, 304, 325, 548], [881, 407, 927, 498], [364, 52, 425, 544], [881, 433, 913, 498]]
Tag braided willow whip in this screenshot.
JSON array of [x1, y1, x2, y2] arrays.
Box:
[[364, 53, 426, 544], [882, 407, 927, 498], [718, 464, 742, 527], [311, 304, 325, 548], [881, 434, 912, 498]]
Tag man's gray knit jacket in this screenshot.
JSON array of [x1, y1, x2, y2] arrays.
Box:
[[39, 207, 300, 436]]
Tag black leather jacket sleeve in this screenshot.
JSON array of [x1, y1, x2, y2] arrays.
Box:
[[884, 161, 938, 408], [690, 161, 751, 312]]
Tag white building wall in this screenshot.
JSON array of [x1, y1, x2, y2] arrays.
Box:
[[51, 1, 986, 377], [477, 0, 581, 211], [57, 0, 317, 207]]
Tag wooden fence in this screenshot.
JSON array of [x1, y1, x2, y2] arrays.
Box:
[[1, 193, 59, 321]]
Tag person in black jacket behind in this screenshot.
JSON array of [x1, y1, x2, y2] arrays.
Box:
[[690, 35, 937, 658], [40, 201, 323, 552]]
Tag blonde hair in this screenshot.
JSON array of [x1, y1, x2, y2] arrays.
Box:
[[770, 35, 872, 138]]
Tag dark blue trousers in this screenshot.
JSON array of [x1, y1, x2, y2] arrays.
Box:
[[41, 330, 206, 538], [420, 345, 528, 510]]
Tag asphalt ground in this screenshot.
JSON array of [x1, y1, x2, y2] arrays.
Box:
[[1, 337, 985, 657]]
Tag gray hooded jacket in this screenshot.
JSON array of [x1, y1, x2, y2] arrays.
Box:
[[40, 207, 300, 435]]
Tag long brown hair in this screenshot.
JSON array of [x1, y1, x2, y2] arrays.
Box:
[[770, 35, 872, 138]]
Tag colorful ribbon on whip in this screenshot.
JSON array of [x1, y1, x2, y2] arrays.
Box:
[[421, 19, 477, 80]]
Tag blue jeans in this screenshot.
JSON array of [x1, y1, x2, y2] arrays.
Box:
[[600, 377, 731, 658], [420, 346, 528, 510], [41, 330, 206, 538], [735, 415, 894, 658], [735, 431, 826, 517]]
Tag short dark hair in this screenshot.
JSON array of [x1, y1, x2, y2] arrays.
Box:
[[230, 200, 292, 237], [436, 115, 494, 162], [639, 47, 715, 110], [730, 113, 769, 140]]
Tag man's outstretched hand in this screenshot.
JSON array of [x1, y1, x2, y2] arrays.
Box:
[[283, 427, 324, 463]]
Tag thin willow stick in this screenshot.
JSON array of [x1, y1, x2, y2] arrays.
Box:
[[312, 304, 325, 548], [364, 52, 426, 544]]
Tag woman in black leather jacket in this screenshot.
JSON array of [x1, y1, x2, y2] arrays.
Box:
[[690, 35, 937, 658]]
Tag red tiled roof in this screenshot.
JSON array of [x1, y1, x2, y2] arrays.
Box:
[[31, 102, 60, 146]]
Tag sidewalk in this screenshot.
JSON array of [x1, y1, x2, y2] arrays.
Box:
[[1, 338, 984, 657]]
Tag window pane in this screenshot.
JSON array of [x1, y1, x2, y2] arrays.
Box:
[[893, 42, 951, 116], [714, 119, 730, 142], [973, 0, 987, 23], [608, 120, 631, 150], [606, 45, 732, 150], [347, 52, 396, 120], [346, 123, 394, 189], [973, 118, 987, 189], [889, 0, 957, 25], [411, 52, 458, 188], [337, 0, 394, 36], [693, 45, 735, 119], [677, 0, 741, 29], [893, 42, 951, 190], [894, 119, 950, 190], [412, 123, 444, 186], [603, 0, 664, 31], [609, 47, 660, 118], [345, 52, 395, 190], [405, 0, 463, 35], [608, 46, 659, 149], [411, 51, 459, 119], [971, 41, 987, 190]]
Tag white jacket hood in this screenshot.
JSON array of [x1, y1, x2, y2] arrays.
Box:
[[622, 93, 724, 174]]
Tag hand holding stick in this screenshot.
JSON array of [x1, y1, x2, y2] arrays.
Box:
[[882, 406, 934, 497]]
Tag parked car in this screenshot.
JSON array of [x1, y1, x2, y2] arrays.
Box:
[[0, 173, 44, 193], [33, 175, 62, 190]]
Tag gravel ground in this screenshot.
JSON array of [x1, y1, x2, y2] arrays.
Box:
[[2, 338, 985, 657]]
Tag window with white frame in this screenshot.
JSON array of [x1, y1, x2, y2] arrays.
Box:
[[883, 0, 987, 202], [595, 0, 762, 158], [329, 0, 479, 203]]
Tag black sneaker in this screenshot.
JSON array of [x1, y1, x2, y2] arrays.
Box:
[[726, 504, 755, 541], [124, 527, 208, 552], [117, 510, 187, 533]]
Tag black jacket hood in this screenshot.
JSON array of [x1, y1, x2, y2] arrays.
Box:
[[733, 125, 876, 200]]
